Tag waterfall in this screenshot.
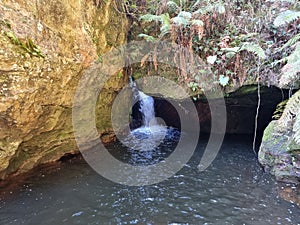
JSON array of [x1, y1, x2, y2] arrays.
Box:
[[124, 77, 178, 152], [129, 76, 157, 128], [138, 91, 157, 127]]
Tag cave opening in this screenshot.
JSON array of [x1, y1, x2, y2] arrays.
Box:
[[130, 85, 291, 151]]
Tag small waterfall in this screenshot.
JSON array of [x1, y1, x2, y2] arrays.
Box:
[[129, 76, 157, 128], [138, 91, 157, 127], [129, 76, 135, 88], [123, 76, 179, 153]]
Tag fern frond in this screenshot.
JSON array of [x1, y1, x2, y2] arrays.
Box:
[[167, 1, 179, 8], [270, 57, 288, 68], [215, 2, 226, 14], [278, 90, 300, 131], [139, 14, 162, 23], [221, 47, 240, 53], [172, 16, 189, 26], [139, 13, 171, 39], [241, 42, 266, 59], [160, 25, 171, 36], [272, 99, 288, 120], [161, 13, 171, 26], [278, 0, 295, 3], [138, 34, 156, 42], [192, 0, 225, 15], [293, 112, 300, 144], [178, 11, 192, 20], [191, 0, 201, 11], [280, 34, 300, 51], [167, 1, 179, 13], [193, 5, 214, 16], [279, 43, 300, 86], [191, 19, 204, 26], [274, 10, 300, 27]]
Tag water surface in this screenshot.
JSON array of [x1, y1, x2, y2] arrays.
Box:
[[0, 135, 299, 225]]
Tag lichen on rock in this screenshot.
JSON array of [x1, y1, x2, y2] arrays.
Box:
[[259, 90, 300, 184]]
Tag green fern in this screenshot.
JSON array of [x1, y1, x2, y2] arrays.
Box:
[[272, 99, 288, 120], [4, 31, 45, 58], [166, 1, 179, 14], [274, 10, 300, 27], [284, 90, 300, 145], [139, 14, 162, 23], [221, 42, 266, 59], [139, 13, 171, 39], [294, 112, 300, 144], [276, 0, 295, 3], [277, 90, 300, 131], [192, 0, 225, 15], [172, 16, 189, 26], [178, 11, 192, 20], [159, 13, 171, 35], [191, 19, 204, 26], [240, 42, 266, 59], [279, 43, 300, 86], [193, 5, 214, 16], [280, 34, 300, 51], [220, 46, 240, 53], [138, 34, 156, 42], [215, 1, 226, 14], [167, 1, 178, 7]]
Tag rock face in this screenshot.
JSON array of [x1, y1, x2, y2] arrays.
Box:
[[259, 90, 300, 184], [0, 0, 128, 179]]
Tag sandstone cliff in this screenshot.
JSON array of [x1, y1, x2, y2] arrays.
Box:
[[0, 0, 128, 179]]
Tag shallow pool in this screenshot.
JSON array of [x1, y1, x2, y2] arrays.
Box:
[[0, 135, 299, 225]]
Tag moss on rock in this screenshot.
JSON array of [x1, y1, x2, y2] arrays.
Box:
[[0, 0, 128, 179], [259, 119, 300, 184]]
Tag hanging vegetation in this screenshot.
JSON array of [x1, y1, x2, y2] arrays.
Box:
[[118, 0, 299, 94]]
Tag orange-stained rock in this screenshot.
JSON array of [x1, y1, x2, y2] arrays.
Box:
[[0, 0, 128, 179]]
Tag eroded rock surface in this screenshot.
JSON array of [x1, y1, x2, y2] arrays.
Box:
[[0, 0, 128, 179]]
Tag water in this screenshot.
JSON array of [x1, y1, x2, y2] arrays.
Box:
[[111, 126, 180, 165], [138, 91, 157, 127], [0, 90, 299, 224], [0, 135, 299, 225], [130, 77, 160, 129]]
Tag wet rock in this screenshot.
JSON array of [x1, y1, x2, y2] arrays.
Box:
[[277, 183, 300, 206], [259, 120, 300, 184]]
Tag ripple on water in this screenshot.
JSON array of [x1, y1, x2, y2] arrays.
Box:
[[0, 135, 299, 225]]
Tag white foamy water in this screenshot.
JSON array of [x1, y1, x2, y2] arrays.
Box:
[[138, 91, 157, 127]]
